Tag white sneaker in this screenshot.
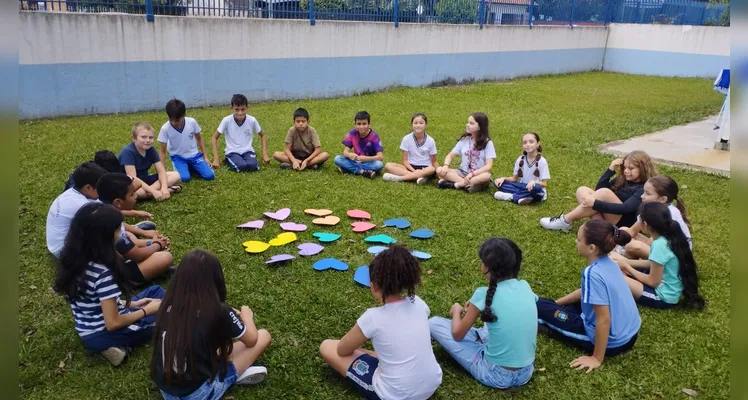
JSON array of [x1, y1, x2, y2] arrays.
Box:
[[237, 365, 268, 385], [494, 191, 513, 201], [100, 347, 127, 366], [382, 173, 402, 182], [540, 214, 572, 232], [416, 177, 430, 185]]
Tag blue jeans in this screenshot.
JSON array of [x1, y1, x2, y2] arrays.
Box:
[[429, 317, 533, 389], [226, 151, 259, 172], [496, 181, 545, 203], [160, 362, 238, 400], [334, 155, 383, 175], [171, 153, 215, 182]]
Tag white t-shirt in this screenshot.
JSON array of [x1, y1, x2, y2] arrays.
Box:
[[46, 189, 98, 258], [157, 117, 201, 158], [450, 137, 496, 173], [357, 296, 442, 400], [512, 154, 551, 200], [399, 133, 437, 167], [637, 204, 692, 248], [216, 115, 262, 156]]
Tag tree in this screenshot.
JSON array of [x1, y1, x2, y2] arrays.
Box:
[[435, 0, 477, 23]]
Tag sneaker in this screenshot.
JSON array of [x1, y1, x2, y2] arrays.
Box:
[[438, 180, 455, 189], [416, 177, 430, 185], [236, 365, 268, 385], [540, 214, 572, 232], [494, 191, 513, 201], [309, 164, 320, 170], [382, 173, 402, 182], [337, 166, 344, 174], [517, 197, 534, 205], [134, 221, 156, 231], [360, 170, 377, 179], [279, 163, 292, 169], [100, 347, 127, 366], [467, 185, 486, 193]]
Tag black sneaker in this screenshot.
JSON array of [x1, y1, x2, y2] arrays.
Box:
[[279, 163, 292, 169], [438, 180, 455, 189], [361, 170, 377, 179], [134, 221, 157, 231]]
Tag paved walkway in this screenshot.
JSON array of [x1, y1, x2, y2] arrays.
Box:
[[599, 115, 730, 177]]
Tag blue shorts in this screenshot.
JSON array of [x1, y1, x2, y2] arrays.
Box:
[[160, 362, 238, 400], [637, 285, 678, 309], [346, 354, 381, 400], [142, 173, 160, 186]]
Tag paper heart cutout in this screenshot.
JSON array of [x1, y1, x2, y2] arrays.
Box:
[[410, 228, 435, 239], [264, 208, 291, 221], [268, 232, 297, 246], [384, 218, 411, 229], [313, 216, 341, 226], [312, 232, 341, 243], [243, 241, 270, 253], [298, 242, 325, 256], [353, 266, 371, 287], [411, 250, 432, 260], [313, 258, 349, 271], [352, 221, 377, 233], [265, 254, 295, 264], [347, 209, 371, 220], [367, 246, 388, 255], [237, 220, 264, 229], [280, 222, 307, 232], [305, 209, 333, 217], [364, 234, 397, 244]]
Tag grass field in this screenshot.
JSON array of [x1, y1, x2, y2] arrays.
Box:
[[18, 72, 730, 399]]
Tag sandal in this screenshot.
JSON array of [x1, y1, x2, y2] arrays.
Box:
[[168, 185, 182, 193]]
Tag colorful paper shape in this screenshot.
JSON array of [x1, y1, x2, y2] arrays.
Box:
[[243, 241, 270, 254], [384, 218, 411, 229], [347, 209, 371, 220], [410, 228, 435, 239], [312, 232, 342, 243], [364, 234, 397, 244], [352, 221, 377, 233], [237, 220, 264, 229], [304, 209, 333, 217], [353, 266, 371, 287], [367, 246, 388, 255], [280, 222, 308, 232], [268, 232, 297, 246], [298, 242, 325, 256], [411, 250, 432, 260], [313, 258, 349, 271], [264, 208, 291, 221], [313, 216, 341, 226], [265, 254, 295, 264]]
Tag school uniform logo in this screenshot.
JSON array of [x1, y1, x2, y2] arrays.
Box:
[[244, 129, 252, 136], [352, 359, 370, 376], [554, 310, 568, 321]]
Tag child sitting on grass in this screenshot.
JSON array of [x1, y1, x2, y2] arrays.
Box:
[[157, 99, 215, 183], [333, 111, 384, 179], [211, 94, 269, 172], [272, 108, 329, 170], [437, 112, 495, 192], [119, 122, 182, 201], [382, 113, 439, 185]]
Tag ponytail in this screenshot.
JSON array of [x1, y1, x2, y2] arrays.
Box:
[[674, 197, 691, 229]]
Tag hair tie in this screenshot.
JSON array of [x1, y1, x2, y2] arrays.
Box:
[[613, 226, 619, 240]]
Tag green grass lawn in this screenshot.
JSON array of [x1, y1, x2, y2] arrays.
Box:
[[18, 72, 730, 399]]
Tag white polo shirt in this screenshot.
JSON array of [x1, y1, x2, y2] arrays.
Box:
[[46, 189, 98, 258], [513, 154, 551, 199], [217, 115, 262, 156], [399, 133, 437, 167], [157, 117, 201, 159]]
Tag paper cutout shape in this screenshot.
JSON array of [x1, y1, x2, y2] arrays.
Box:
[[280, 222, 307, 232], [384, 218, 411, 229], [313, 258, 349, 271], [367, 246, 388, 255], [265, 254, 295, 264], [268, 232, 297, 246], [298, 242, 325, 256], [237, 220, 264, 229], [353, 266, 371, 287], [305, 209, 333, 217], [243, 241, 270, 254], [352, 221, 377, 233], [411, 250, 432, 260], [410, 228, 435, 239], [312, 232, 342, 243], [264, 208, 291, 221], [313, 216, 341, 226], [364, 234, 397, 244], [347, 209, 371, 220]]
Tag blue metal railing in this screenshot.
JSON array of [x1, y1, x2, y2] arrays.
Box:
[[18, 0, 729, 27]]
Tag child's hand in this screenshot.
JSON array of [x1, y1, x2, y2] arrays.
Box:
[[581, 195, 594, 208], [131, 298, 151, 308], [300, 160, 308, 170], [570, 355, 601, 373], [144, 299, 162, 316], [262, 154, 271, 165], [609, 158, 624, 171], [240, 306, 254, 320], [292, 160, 301, 170], [346, 153, 358, 161], [526, 181, 536, 191], [132, 210, 153, 219], [152, 190, 165, 201], [211, 159, 220, 169], [450, 303, 464, 317], [494, 177, 505, 187], [159, 189, 171, 201]]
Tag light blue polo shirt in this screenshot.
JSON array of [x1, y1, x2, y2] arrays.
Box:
[[649, 236, 683, 304]]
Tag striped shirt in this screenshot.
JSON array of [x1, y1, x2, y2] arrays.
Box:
[[68, 262, 136, 337]]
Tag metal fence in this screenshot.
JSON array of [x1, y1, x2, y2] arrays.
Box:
[[19, 0, 729, 27]]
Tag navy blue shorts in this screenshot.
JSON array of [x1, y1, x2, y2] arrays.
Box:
[[637, 285, 678, 309], [346, 354, 381, 400], [141, 173, 159, 186], [411, 165, 429, 170]]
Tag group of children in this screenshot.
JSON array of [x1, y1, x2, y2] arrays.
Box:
[[45, 94, 706, 400]]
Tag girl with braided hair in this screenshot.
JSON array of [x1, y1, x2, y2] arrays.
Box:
[[319, 245, 442, 400], [493, 132, 550, 205], [429, 238, 538, 389]]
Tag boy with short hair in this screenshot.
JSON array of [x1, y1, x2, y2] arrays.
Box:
[[211, 94, 269, 172], [46, 162, 107, 258], [119, 122, 182, 201], [96, 173, 173, 286], [272, 108, 329, 170], [333, 111, 384, 179], [158, 99, 215, 183]]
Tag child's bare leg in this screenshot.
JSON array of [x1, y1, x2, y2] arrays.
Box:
[[137, 251, 173, 280], [565, 188, 622, 223], [401, 166, 435, 182], [575, 186, 595, 204], [307, 152, 329, 166], [384, 162, 409, 175], [319, 339, 375, 377], [230, 329, 272, 375], [625, 240, 650, 260], [623, 276, 644, 299], [440, 169, 464, 184], [466, 171, 491, 188], [273, 152, 291, 163]]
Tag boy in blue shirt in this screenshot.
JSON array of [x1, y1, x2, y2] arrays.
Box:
[[119, 122, 181, 201], [157, 99, 215, 183]]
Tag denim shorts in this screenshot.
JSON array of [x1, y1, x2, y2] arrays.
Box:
[[160, 363, 238, 400], [637, 285, 678, 309]]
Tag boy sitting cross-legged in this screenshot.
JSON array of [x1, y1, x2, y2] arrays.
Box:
[[211, 94, 270, 172], [119, 122, 182, 202], [273, 107, 329, 171]]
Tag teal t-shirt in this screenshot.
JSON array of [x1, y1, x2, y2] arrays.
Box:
[[468, 279, 538, 368], [649, 236, 683, 304]]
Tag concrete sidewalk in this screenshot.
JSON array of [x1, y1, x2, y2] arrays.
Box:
[[599, 115, 730, 177]]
